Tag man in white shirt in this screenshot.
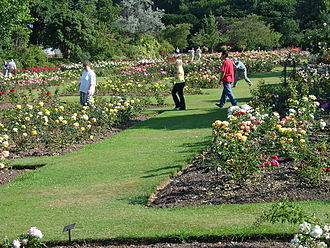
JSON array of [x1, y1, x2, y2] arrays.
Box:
[[79, 61, 96, 106], [233, 58, 252, 87], [8, 59, 17, 75]]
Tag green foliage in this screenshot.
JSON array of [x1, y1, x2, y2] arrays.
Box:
[[226, 15, 281, 50], [17, 45, 47, 68], [191, 14, 224, 52], [255, 199, 308, 226], [0, 0, 34, 58], [159, 23, 192, 49]]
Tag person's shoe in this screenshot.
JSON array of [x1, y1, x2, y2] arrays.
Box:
[[248, 82, 253, 86], [215, 103, 224, 108]]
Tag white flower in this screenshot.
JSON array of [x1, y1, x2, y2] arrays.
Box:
[[310, 225, 323, 238], [12, 239, 20, 248], [316, 242, 327, 248], [28, 226, 43, 239], [228, 106, 240, 114], [324, 225, 330, 232], [0, 163, 5, 169], [240, 104, 252, 112], [309, 114, 314, 119], [290, 234, 299, 244], [273, 112, 280, 118], [320, 120, 327, 130], [22, 239, 28, 245], [300, 222, 311, 233]]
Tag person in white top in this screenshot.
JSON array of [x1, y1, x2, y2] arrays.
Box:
[[189, 48, 195, 61], [79, 61, 96, 106], [196, 47, 202, 60], [8, 59, 17, 75]]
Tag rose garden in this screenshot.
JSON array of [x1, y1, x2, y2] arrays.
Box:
[[0, 48, 329, 248]]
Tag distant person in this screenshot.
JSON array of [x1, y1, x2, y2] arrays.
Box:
[[8, 59, 17, 75], [2, 61, 9, 77], [189, 48, 195, 61], [233, 58, 252, 87], [79, 61, 96, 106], [175, 47, 180, 54], [216, 51, 237, 108], [172, 58, 186, 110], [196, 47, 202, 60]]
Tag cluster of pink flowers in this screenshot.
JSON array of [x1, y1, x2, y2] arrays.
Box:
[[260, 155, 280, 168]]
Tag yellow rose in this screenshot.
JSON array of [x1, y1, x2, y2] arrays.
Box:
[[16, 105, 22, 110], [31, 130, 37, 135], [299, 139, 305, 143], [288, 138, 293, 143], [73, 122, 79, 127], [2, 141, 9, 148]]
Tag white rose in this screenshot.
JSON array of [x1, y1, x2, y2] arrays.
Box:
[[310, 225, 323, 238]]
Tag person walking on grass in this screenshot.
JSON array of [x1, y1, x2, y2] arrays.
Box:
[[196, 47, 202, 60], [216, 51, 237, 108], [79, 61, 96, 106], [172, 57, 186, 110], [233, 57, 252, 87]]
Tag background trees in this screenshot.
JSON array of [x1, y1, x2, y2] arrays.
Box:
[[0, 0, 328, 65]]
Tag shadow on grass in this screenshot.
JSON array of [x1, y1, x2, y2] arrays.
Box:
[[203, 97, 251, 103], [132, 108, 228, 130], [250, 71, 282, 79]]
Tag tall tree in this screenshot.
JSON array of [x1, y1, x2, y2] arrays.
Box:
[[159, 23, 192, 49], [30, 0, 120, 61], [226, 15, 281, 50], [191, 14, 223, 52], [117, 0, 165, 35], [0, 0, 33, 57]]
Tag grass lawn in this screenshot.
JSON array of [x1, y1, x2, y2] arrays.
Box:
[[1, 71, 329, 242]]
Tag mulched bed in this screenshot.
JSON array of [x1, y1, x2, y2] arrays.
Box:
[[148, 116, 330, 208], [0, 168, 31, 185], [147, 154, 330, 208]]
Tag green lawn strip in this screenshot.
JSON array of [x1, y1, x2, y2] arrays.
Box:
[[1, 73, 328, 241]]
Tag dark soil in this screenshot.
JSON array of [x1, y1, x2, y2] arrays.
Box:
[[0, 168, 31, 185], [147, 154, 330, 208]]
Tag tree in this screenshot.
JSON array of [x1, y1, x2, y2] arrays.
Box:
[[29, 0, 120, 61], [226, 15, 281, 50], [0, 0, 33, 57], [117, 0, 165, 35], [191, 14, 223, 52], [159, 23, 192, 49]]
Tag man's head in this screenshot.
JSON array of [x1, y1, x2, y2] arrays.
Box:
[[83, 61, 91, 70], [233, 57, 238, 63], [221, 50, 229, 59]]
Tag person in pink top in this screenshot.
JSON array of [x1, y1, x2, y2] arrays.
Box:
[[216, 50, 237, 108]]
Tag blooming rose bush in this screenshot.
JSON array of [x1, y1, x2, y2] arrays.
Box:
[[0, 97, 144, 156], [211, 105, 280, 181], [291, 221, 330, 248], [2, 227, 44, 248]]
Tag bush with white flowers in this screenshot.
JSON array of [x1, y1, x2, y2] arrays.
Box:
[[291, 221, 330, 248], [2, 227, 45, 248]]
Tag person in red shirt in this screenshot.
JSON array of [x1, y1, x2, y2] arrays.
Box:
[[216, 51, 237, 108]]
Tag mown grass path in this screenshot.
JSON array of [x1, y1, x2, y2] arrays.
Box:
[[1, 71, 329, 241]]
